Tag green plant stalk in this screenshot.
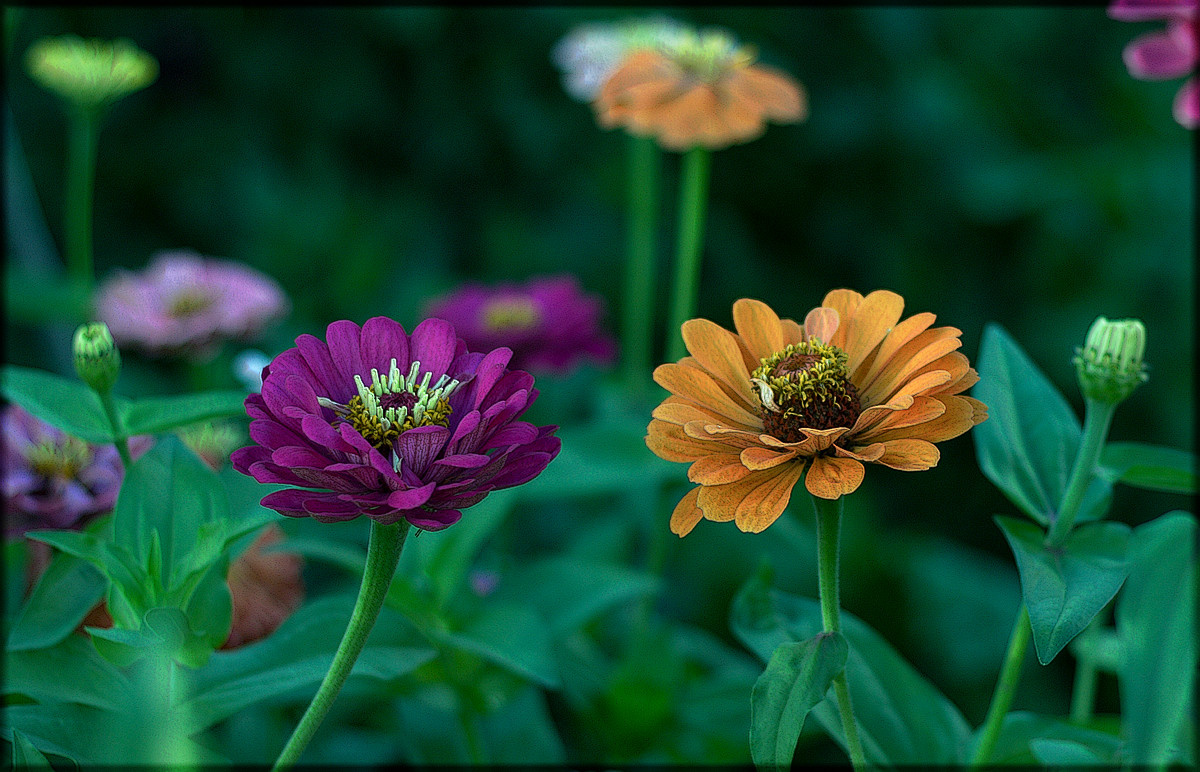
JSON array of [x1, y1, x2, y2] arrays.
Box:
[[970, 605, 1031, 767], [812, 494, 868, 771], [272, 520, 411, 771], [622, 134, 661, 393], [1068, 626, 1100, 725], [1046, 397, 1117, 547], [664, 146, 711, 363], [96, 389, 133, 468], [65, 107, 100, 292]]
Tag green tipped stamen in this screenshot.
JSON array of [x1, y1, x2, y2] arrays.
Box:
[[750, 341, 861, 441], [25, 437, 93, 480]]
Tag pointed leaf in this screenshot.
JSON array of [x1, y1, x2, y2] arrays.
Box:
[[9, 728, 55, 768], [4, 634, 130, 710], [432, 602, 560, 688], [970, 711, 1122, 765], [120, 390, 249, 435], [1099, 442, 1197, 494], [1, 365, 123, 443], [973, 324, 1081, 525], [750, 632, 848, 771], [7, 550, 105, 651], [1117, 511, 1197, 766], [996, 516, 1130, 664]]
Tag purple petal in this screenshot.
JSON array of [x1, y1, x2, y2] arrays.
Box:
[[409, 318, 458, 380], [360, 316, 410, 376], [1174, 75, 1199, 127], [1124, 23, 1197, 79], [404, 508, 463, 531], [393, 425, 449, 479], [295, 333, 349, 401], [325, 320, 365, 382], [386, 482, 437, 510], [434, 453, 491, 470]]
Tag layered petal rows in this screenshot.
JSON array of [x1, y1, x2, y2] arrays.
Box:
[[647, 291, 988, 536], [231, 316, 560, 530]]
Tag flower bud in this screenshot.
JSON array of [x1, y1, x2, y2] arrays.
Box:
[[1073, 316, 1148, 404], [73, 322, 121, 394], [25, 35, 157, 112]]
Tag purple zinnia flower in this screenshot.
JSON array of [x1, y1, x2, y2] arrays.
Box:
[[230, 316, 560, 530], [2, 405, 150, 537], [1110, 0, 1198, 128], [423, 275, 618, 375], [95, 250, 290, 359]]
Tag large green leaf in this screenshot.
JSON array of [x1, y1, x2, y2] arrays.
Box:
[[478, 685, 568, 764], [9, 728, 56, 768], [432, 602, 560, 689], [1117, 511, 1197, 766], [1099, 442, 1197, 494], [750, 632, 848, 772], [995, 516, 1130, 664], [519, 420, 678, 500], [6, 550, 105, 651], [1, 365, 124, 443], [969, 711, 1122, 765], [730, 567, 970, 765], [120, 390, 249, 436], [5, 633, 130, 710], [411, 487, 516, 608], [972, 324, 1081, 526]]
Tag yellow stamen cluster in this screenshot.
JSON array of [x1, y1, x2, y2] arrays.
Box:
[[750, 341, 861, 439], [660, 29, 754, 82], [25, 437, 93, 480], [482, 297, 541, 332], [167, 289, 214, 318]]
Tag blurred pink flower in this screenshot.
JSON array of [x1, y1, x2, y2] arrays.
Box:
[[1110, 0, 1199, 128], [423, 275, 618, 375], [96, 250, 289, 359]]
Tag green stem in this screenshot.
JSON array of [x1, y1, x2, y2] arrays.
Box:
[[1046, 398, 1116, 547], [272, 520, 411, 771], [460, 704, 486, 764], [1068, 614, 1102, 725], [622, 134, 661, 393], [664, 146, 711, 363], [811, 494, 867, 771], [65, 107, 100, 292], [96, 389, 133, 468], [970, 605, 1032, 767]]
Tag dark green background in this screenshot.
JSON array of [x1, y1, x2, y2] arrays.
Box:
[[5, 5, 1195, 746]]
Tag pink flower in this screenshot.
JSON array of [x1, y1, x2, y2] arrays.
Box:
[[1110, 0, 1199, 128], [96, 250, 290, 359]]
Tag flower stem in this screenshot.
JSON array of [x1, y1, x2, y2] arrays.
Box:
[[622, 134, 661, 393], [811, 494, 867, 771], [65, 107, 100, 292], [272, 520, 411, 771], [1045, 398, 1116, 548], [1068, 614, 1102, 725], [665, 146, 711, 363], [96, 389, 132, 468], [970, 605, 1031, 767]]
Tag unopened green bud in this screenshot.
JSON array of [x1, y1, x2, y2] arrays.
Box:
[[73, 322, 121, 393], [25, 35, 157, 111], [1073, 316, 1148, 405]]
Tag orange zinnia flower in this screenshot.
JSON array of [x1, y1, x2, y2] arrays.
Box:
[[594, 29, 806, 151], [646, 291, 988, 536]]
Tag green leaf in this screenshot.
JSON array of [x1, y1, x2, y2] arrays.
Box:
[[7, 550, 105, 651], [1099, 442, 1197, 494], [9, 728, 55, 768], [182, 560, 233, 655], [1029, 738, 1105, 765], [520, 421, 678, 500], [432, 602, 561, 688], [478, 685, 568, 764], [972, 324, 1081, 526], [995, 516, 1130, 664], [0, 365, 123, 444], [414, 487, 516, 608], [120, 390, 249, 436], [1117, 511, 1197, 766], [24, 529, 109, 572], [730, 567, 970, 765], [970, 711, 1122, 765], [4, 634, 130, 710], [750, 632, 848, 772]]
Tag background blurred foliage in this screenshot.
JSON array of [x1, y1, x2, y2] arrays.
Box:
[[5, 5, 1194, 753]]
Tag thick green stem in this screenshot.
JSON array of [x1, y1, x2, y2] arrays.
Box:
[[664, 146, 711, 363], [1046, 398, 1116, 547], [970, 605, 1032, 767], [1069, 613, 1103, 724], [622, 134, 661, 393], [96, 389, 133, 468], [272, 520, 411, 771], [65, 107, 99, 292], [812, 494, 867, 771]]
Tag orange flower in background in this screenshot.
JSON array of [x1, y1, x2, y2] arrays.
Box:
[[646, 291, 987, 536], [594, 29, 806, 151]]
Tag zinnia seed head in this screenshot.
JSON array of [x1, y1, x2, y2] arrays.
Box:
[[1074, 316, 1148, 405], [750, 340, 862, 441]]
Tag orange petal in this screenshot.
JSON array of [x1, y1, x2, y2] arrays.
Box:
[[759, 426, 849, 455], [868, 396, 974, 444], [682, 318, 757, 410], [652, 397, 735, 428], [732, 298, 786, 362], [780, 317, 806, 346], [689, 452, 752, 485], [805, 455, 865, 499], [741, 445, 798, 470], [842, 290, 905, 377], [854, 395, 948, 440], [856, 311, 937, 386], [646, 420, 716, 462], [877, 439, 940, 471], [653, 362, 762, 428], [727, 64, 807, 123], [735, 461, 807, 533], [962, 396, 989, 424], [683, 421, 764, 449], [833, 442, 885, 462], [821, 290, 864, 349], [670, 487, 704, 537], [697, 476, 760, 522], [859, 327, 963, 407], [804, 307, 839, 344], [852, 370, 953, 433]]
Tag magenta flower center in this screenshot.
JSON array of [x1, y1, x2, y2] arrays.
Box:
[[24, 437, 92, 480], [482, 297, 541, 332], [318, 358, 462, 457]]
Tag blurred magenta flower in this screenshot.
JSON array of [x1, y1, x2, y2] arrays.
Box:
[[3, 405, 150, 537], [96, 250, 289, 359], [231, 316, 560, 530], [1110, 0, 1198, 128], [423, 275, 618, 375]]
